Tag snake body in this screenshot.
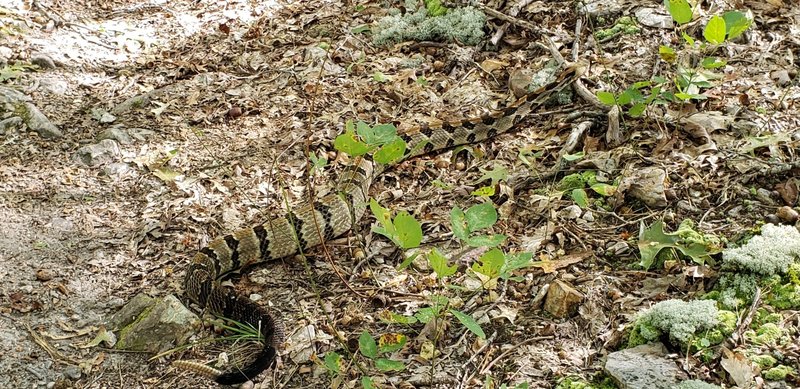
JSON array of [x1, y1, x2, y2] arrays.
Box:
[[181, 63, 583, 384]]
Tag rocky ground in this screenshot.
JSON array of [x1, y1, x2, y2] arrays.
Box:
[[0, 0, 798, 388]]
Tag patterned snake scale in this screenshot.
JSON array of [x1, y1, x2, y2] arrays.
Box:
[[178, 63, 584, 384]]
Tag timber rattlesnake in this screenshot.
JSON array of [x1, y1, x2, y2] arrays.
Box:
[[178, 62, 585, 384]]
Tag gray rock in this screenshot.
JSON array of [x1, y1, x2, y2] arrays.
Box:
[[604, 343, 687, 389], [128, 128, 155, 141], [0, 116, 23, 134], [22, 102, 63, 138], [62, 365, 81, 380], [90, 107, 116, 124], [635, 8, 673, 29], [114, 294, 200, 353], [107, 292, 154, 330], [559, 205, 583, 220], [619, 167, 668, 208], [755, 188, 776, 206], [103, 163, 131, 176], [97, 127, 133, 144], [0, 46, 12, 64], [31, 52, 56, 69], [76, 139, 120, 166]]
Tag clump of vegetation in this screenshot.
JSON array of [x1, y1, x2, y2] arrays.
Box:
[[713, 224, 800, 309], [638, 220, 722, 270], [628, 299, 734, 350], [672, 380, 721, 389], [594, 16, 640, 41], [373, 0, 486, 46], [722, 224, 800, 275], [763, 365, 794, 381]]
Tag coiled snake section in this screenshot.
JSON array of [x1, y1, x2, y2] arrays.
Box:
[[180, 63, 584, 384]]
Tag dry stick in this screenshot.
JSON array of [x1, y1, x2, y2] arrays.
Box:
[[478, 335, 554, 376], [489, 0, 537, 46], [458, 331, 499, 388]]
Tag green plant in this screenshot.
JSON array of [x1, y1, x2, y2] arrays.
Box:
[[556, 171, 617, 207], [596, 2, 752, 116], [320, 331, 407, 388], [637, 219, 722, 270]]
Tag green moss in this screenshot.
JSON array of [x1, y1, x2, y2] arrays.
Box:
[[557, 171, 596, 192], [788, 263, 800, 285], [594, 16, 640, 41], [746, 323, 782, 345], [373, 3, 486, 46], [671, 380, 721, 389], [763, 365, 794, 380], [750, 354, 777, 369], [716, 310, 737, 335], [424, 0, 448, 16], [555, 377, 616, 389], [767, 282, 800, 309], [630, 299, 718, 348]]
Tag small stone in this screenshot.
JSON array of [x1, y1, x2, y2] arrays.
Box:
[[765, 214, 781, 225], [63, 365, 81, 379], [776, 206, 799, 224], [31, 52, 56, 69], [0, 46, 13, 64], [76, 139, 120, 166], [36, 269, 54, 281], [581, 210, 594, 222], [22, 102, 63, 138], [559, 205, 582, 220], [249, 293, 262, 302], [97, 127, 132, 144], [770, 69, 792, 87], [605, 343, 687, 389], [755, 188, 776, 205], [543, 279, 583, 318]]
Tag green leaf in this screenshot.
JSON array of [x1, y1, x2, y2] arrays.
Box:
[[372, 71, 392, 83], [309, 151, 328, 173], [450, 206, 469, 241], [378, 333, 407, 353], [351, 24, 370, 34], [703, 15, 726, 44], [658, 45, 676, 62], [723, 11, 751, 40], [374, 137, 406, 164], [324, 352, 342, 374], [590, 183, 617, 196], [628, 102, 647, 117], [370, 123, 399, 145], [637, 220, 718, 270], [361, 376, 375, 389], [334, 128, 369, 156], [394, 211, 422, 249], [396, 251, 418, 271], [370, 199, 396, 237], [375, 358, 405, 371], [415, 307, 437, 324], [450, 309, 486, 339], [472, 186, 495, 197], [596, 91, 617, 106], [664, 0, 692, 24], [701, 57, 726, 69], [472, 248, 504, 279], [359, 331, 378, 359], [571, 188, 588, 208], [378, 310, 418, 324], [561, 152, 584, 162], [500, 251, 534, 279], [466, 234, 506, 247], [681, 31, 695, 46], [477, 164, 508, 186], [631, 80, 652, 89], [465, 202, 498, 232], [428, 248, 457, 278]]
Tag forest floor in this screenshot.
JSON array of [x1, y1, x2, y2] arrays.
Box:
[[0, 0, 798, 388]]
